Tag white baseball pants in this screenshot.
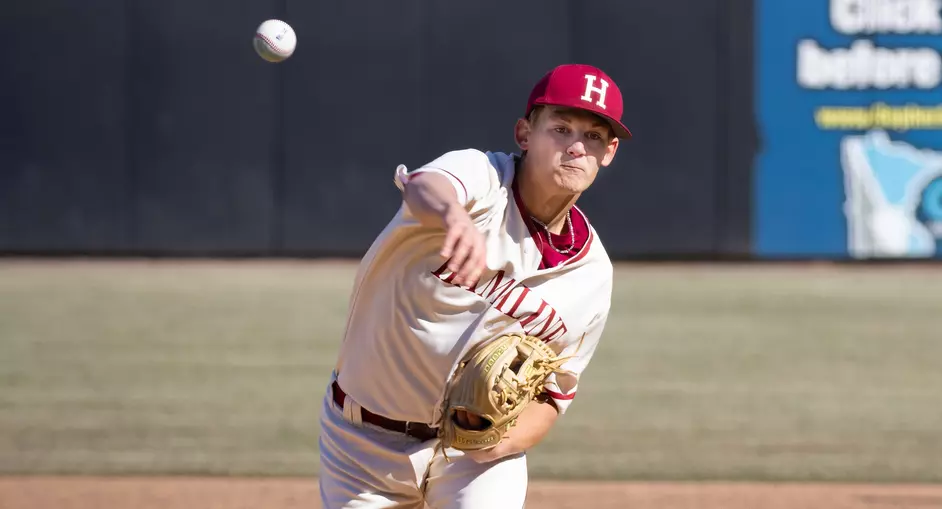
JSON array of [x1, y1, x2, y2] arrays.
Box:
[[317, 378, 529, 509]]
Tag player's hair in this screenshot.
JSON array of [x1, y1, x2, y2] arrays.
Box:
[[527, 106, 547, 126]]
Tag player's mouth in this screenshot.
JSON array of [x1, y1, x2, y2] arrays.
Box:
[[558, 163, 584, 173]]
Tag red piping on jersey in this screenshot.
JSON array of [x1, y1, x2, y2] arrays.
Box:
[[410, 168, 468, 203], [545, 389, 576, 401]]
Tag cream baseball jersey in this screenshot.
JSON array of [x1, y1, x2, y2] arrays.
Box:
[[333, 149, 613, 426]]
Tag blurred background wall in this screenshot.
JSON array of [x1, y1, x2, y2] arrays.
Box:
[[0, 0, 756, 259], [2, 0, 941, 261]]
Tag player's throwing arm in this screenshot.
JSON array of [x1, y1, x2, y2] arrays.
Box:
[[402, 172, 486, 288]]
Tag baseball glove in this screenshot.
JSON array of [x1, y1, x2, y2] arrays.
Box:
[[438, 332, 577, 453]]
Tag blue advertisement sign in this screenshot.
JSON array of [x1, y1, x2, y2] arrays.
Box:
[[755, 0, 942, 258]]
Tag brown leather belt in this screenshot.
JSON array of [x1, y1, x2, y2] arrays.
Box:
[[331, 380, 439, 442]]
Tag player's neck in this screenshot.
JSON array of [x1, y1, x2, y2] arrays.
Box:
[[517, 164, 579, 235]]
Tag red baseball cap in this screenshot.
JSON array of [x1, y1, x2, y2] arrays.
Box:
[[525, 64, 632, 139]]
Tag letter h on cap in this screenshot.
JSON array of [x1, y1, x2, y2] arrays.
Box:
[[580, 75, 609, 109]]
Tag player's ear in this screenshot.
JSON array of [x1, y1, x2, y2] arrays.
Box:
[[600, 137, 619, 167], [514, 118, 531, 151]]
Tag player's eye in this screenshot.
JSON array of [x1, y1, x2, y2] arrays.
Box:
[[553, 126, 570, 134], [586, 132, 604, 142]]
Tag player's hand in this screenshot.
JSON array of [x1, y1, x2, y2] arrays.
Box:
[[455, 410, 487, 430], [440, 205, 486, 287]]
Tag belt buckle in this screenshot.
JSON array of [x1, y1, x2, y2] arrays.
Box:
[[404, 421, 415, 436]]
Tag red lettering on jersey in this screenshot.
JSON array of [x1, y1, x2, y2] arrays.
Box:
[[496, 286, 530, 317], [473, 270, 515, 303], [518, 299, 568, 342], [518, 301, 547, 328], [541, 319, 569, 343], [431, 261, 458, 284], [530, 308, 557, 338], [430, 267, 569, 343]]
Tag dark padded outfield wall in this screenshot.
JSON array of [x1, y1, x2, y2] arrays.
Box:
[[0, 1, 131, 252], [0, 0, 756, 258], [127, 0, 284, 253]]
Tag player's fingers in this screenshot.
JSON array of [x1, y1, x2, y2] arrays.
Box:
[[467, 413, 484, 429], [457, 239, 485, 286], [455, 410, 486, 430], [448, 235, 474, 275], [464, 237, 487, 286], [440, 223, 464, 259], [455, 410, 468, 427], [465, 267, 482, 287]]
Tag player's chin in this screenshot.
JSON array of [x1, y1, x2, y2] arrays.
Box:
[[553, 172, 592, 194]]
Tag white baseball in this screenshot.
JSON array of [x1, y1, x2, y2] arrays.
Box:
[[254, 19, 296, 63]]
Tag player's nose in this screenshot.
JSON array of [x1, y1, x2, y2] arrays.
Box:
[[567, 141, 587, 158]]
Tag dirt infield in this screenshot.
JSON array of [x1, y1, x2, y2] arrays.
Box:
[[3, 477, 942, 509]]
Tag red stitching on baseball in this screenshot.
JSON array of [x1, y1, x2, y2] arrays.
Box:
[[255, 33, 291, 56]]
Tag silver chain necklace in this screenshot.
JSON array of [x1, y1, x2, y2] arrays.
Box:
[[530, 211, 575, 254]]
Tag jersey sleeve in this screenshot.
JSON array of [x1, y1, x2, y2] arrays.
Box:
[[541, 307, 610, 415], [393, 149, 498, 208]]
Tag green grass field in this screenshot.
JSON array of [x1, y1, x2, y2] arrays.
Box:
[[1, 260, 940, 483]]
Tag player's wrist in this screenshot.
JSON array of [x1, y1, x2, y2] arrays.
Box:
[[442, 202, 471, 227]]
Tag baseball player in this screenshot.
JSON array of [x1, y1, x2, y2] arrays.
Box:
[[318, 63, 631, 508]]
